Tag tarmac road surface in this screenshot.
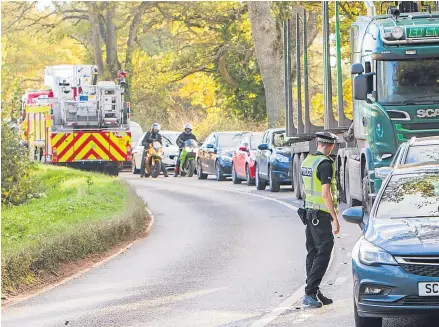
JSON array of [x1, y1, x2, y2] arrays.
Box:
[[2, 173, 437, 327]]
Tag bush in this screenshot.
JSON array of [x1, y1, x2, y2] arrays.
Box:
[[1, 120, 38, 205]]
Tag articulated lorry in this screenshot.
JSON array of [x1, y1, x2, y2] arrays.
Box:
[[20, 65, 132, 175], [285, 1, 439, 212]]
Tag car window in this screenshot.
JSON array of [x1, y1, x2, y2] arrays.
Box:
[[250, 134, 263, 150], [376, 171, 439, 219], [240, 134, 250, 148], [218, 133, 240, 148], [261, 131, 269, 144], [162, 133, 178, 145], [405, 144, 439, 164], [272, 131, 287, 147], [203, 134, 213, 147], [130, 123, 143, 144]]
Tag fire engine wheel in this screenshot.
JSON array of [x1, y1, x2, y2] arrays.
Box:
[[150, 161, 161, 178]]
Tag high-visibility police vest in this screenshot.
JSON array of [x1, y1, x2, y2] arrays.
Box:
[[301, 154, 338, 213]]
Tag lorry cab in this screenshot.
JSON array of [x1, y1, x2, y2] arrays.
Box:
[[347, 7, 439, 206]]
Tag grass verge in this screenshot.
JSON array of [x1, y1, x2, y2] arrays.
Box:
[[1, 165, 148, 294]]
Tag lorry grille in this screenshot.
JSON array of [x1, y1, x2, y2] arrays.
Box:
[[402, 296, 439, 306], [401, 123, 439, 131]]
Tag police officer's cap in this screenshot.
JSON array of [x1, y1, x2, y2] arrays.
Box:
[[316, 131, 338, 144]]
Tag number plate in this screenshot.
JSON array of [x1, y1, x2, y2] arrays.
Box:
[[418, 282, 439, 296]]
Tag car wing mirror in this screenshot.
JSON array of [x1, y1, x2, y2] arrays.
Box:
[[258, 143, 269, 151], [342, 206, 365, 229]]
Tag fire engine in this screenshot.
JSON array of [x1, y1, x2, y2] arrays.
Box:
[[20, 65, 132, 176]]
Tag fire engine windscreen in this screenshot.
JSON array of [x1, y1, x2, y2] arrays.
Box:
[[377, 59, 439, 105]]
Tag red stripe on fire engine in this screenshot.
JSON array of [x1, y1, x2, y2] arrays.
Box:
[[57, 132, 84, 160], [100, 133, 126, 158], [53, 133, 69, 149]]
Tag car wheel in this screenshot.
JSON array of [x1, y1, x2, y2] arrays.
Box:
[[197, 159, 208, 180], [132, 159, 140, 174], [362, 165, 373, 214], [232, 163, 242, 184], [255, 164, 266, 190], [268, 167, 280, 192], [215, 161, 226, 181], [293, 155, 302, 200], [354, 302, 382, 327], [246, 164, 255, 186]]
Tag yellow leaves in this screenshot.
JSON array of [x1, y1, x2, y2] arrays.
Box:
[[179, 73, 218, 109]]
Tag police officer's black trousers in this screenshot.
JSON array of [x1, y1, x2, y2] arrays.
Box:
[[305, 212, 334, 296]]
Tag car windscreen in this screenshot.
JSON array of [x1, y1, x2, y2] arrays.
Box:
[[218, 133, 241, 148], [130, 124, 143, 144], [377, 59, 439, 105], [250, 134, 262, 150], [162, 134, 178, 145], [405, 144, 439, 164], [376, 172, 439, 219]]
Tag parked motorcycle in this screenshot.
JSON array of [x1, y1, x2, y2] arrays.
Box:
[[144, 141, 164, 178], [179, 139, 198, 177]]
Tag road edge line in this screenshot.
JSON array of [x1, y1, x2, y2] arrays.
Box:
[[2, 207, 155, 308]]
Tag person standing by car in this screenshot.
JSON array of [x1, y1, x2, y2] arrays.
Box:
[[300, 131, 340, 308], [141, 123, 168, 178], [174, 123, 197, 177]]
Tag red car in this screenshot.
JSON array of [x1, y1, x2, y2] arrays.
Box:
[[232, 132, 263, 185]]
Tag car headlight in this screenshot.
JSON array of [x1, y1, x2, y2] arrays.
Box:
[[185, 146, 193, 152], [359, 238, 397, 266], [275, 154, 289, 163]]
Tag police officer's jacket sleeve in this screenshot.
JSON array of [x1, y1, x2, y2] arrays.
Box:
[[317, 160, 333, 185]]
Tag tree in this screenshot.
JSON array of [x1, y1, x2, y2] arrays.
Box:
[[248, 1, 321, 127]]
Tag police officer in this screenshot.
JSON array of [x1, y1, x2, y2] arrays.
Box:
[[140, 123, 168, 178], [301, 131, 340, 308]]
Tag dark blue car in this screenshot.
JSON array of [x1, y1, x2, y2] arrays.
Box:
[[254, 128, 292, 192], [197, 131, 244, 181], [342, 163, 439, 327]]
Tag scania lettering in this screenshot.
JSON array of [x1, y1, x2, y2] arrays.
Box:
[[417, 109, 439, 118]]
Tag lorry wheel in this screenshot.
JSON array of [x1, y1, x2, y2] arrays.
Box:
[[293, 155, 302, 200], [255, 164, 266, 190], [345, 166, 361, 207], [354, 302, 382, 327], [362, 166, 373, 213]]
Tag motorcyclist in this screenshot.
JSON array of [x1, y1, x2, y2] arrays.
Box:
[[140, 123, 168, 177], [174, 123, 198, 177]]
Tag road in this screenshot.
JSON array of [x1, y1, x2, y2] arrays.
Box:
[[2, 173, 437, 327]]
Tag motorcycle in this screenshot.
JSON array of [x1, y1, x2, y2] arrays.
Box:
[[144, 141, 164, 178], [178, 139, 198, 177]]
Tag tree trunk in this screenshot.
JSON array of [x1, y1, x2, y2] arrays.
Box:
[[87, 3, 105, 75], [248, 1, 285, 128], [105, 3, 119, 79]]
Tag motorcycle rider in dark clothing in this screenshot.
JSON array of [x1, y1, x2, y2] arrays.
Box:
[[174, 123, 198, 177], [140, 123, 168, 177]]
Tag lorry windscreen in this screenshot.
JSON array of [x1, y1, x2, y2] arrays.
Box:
[[377, 59, 439, 105]]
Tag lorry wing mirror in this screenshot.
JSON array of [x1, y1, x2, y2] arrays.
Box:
[[351, 63, 364, 75], [353, 75, 369, 101]]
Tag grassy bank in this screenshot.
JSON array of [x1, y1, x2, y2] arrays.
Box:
[[1, 165, 148, 293]]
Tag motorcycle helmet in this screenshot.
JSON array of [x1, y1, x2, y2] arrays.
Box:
[[151, 123, 161, 133], [184, 123, 193, 134]]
